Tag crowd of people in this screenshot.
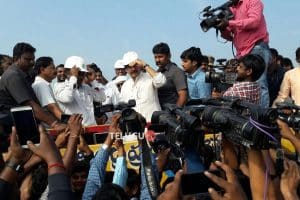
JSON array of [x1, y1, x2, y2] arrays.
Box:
[[1, 0, 300, 199]]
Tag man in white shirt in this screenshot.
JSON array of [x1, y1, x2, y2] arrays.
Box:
[[120, 51, 166, 122], [53, 56, 106, 126], [32, 57, 63, 120]]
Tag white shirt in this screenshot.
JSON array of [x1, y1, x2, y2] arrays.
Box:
[[103, 81, 122, 105], [92, 80, 123, 124], [120, 72, 166, 122], [32, 76, 56, 107], [52, 76, 106, 126]]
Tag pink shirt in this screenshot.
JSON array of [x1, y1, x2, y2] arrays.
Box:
[[221, 0, 269, 58]]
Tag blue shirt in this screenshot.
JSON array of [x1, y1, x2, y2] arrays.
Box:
[[82, 147, 110, 200], [112, 156, 128, 189], [187, 68, 211, 99]]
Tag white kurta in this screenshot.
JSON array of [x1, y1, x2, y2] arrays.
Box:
[[120, 72, 166, 122], [52, 76, 105, 126]]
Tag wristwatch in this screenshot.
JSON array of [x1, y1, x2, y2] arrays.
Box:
[[6, 160, 24, 173]]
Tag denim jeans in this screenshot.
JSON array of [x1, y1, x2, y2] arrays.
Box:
[[250, 42, 271, 108]]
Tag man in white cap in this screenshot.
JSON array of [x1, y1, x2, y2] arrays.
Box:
[[120, 51, 166, 122], [112, 59, 126, 80], [52, 56, 106, 126]]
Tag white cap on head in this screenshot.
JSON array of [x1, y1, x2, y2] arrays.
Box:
[[113, 75, 128, 85], [64, 56, 87, 72], [114, 59, 125, 69], [122, 51, 138, 66]]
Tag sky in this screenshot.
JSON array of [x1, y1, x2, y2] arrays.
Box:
[[1, 0, 300, 79]]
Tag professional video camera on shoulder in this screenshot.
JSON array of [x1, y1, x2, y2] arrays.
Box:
[[200, 0, 234, 32]]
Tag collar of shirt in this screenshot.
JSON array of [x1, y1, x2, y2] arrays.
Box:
[[158, 62, 174, 72], [34, 76, 50, 85], [188, 68, 203, 79], [234, 81, 257, 86]]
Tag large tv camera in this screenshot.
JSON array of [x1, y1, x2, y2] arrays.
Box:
[[149, 103, 206, 172], [152, 97, 281, 151], [200, 0, 234, 32], [186, 97, 280, 149], [95, 100, 145, 136], [205, 58, 238, 92]]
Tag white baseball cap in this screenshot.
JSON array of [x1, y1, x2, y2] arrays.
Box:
[[64, 56, 87, 72], [114, 59, 125, 69], [122, 51, 138, 66]]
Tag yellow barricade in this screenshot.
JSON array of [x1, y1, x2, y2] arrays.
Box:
[[60, 140, 141, 172]]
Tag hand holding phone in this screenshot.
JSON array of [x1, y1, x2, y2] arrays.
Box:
[[181, 170, 224, 195], [60, 114, 71, 124], [10, 106, 40, 146]]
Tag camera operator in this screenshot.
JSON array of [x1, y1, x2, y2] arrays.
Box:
[[223, 54, 265, 104], [217, 0, 271, 108]]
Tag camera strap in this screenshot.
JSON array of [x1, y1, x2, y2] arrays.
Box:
[[141, 137, 160, 199], [215, 29, 236, 58]]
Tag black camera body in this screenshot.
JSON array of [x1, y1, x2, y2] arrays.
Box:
[[200, 0, 234, 32], [205, 58, 237, 92], [149, 104, 205, 173], [199, 105, 279, 149], [276, 101, 300, 131], [119, 108, 145, 137], [94, 100, 145, 136], [205, 70, 237, 85], [186, 97, 281, 149]]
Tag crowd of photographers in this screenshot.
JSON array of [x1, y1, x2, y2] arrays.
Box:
[[1, 0, 300, 198]]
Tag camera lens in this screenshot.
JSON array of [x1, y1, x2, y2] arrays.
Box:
[[121, 108, 137, 120]]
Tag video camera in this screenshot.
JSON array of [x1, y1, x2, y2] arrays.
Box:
[[200, 0, 234, 32], [276, 101, 300, 131], [205, 58, 238, 92], [95, 100, 145, 136], [186, 97, 281, 149]]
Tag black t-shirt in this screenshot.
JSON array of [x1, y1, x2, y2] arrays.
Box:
[[0, 64, 39, 121], [157, 62, 187, 109]]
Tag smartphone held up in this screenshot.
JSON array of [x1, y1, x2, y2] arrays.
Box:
[[10, 106, 40, 146]]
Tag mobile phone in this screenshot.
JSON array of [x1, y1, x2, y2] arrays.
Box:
[[60, 114, 71, 124], [181, 170, 224, 195], [10, 106, 40, 146]]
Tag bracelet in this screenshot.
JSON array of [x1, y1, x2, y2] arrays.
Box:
[[48, 163, 66, 171]]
